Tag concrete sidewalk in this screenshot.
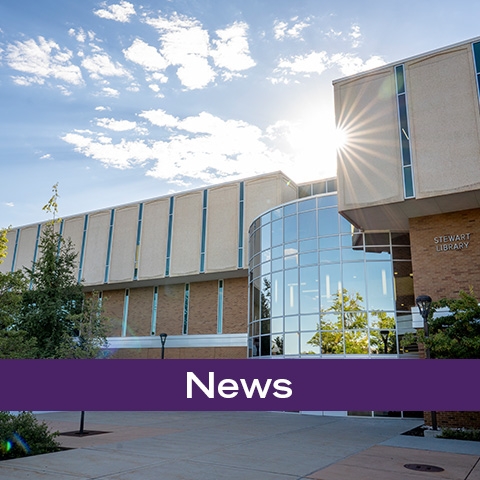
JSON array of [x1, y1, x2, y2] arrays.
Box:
[[0, 411, 479, 479]]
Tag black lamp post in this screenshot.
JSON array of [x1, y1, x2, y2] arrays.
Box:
[[380, 330, 390, 354], [159, 332, 168, 359], [415, 295, 437, 430]]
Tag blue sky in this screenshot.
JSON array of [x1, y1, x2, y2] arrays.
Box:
[[2, 0, 480, 228]]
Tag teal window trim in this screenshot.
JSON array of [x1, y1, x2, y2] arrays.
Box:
[[10, 229, 20, 272], [29, 224, 42, 289], [77, 215, 89, 283], [165, 197, 174, 277], [104, 209, 115, 283], [57, 219, 64, 256], [238, 182, 245, 268], [395, 64, 415, 199], [472, 42, 480, 102], [183, 283, 190, 335], [122, 289, 129, 337], [151, 286, 158, 335], [217, 279, 224, 334], [200, 189, 208, 273], [133, 203, 143, 280]]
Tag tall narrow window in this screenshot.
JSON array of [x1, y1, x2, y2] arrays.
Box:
[[183, 283, 190, 334], [395, 65, 415, 198], [10, 229, 20, 272], [29, 224, 42, 289], [200, 189, 208, 273], [151, 286, 158, 335], [472, 42, 480, 99], [57, 219, 64, 255], [78, 215, 89, 283], [238, 182, 245, 268], [217, 279, 224, 334], [122, 289, 129, 337], [133, 203, 143, 280], [165, 196, 174, 277], [104, 209, 115, 283]]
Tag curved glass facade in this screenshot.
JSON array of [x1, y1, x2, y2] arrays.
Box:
[[248, 193, 416, 358]]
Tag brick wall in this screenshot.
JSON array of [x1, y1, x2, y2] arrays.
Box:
[[223, 277, 248, 334], [424, 411, 480, 429], [110, 346, 247, 359], [156, 284, 184, 335], [127, 287, 154, 336], [409, 208, 480, 300], [188, 280, 218, 335], [102, 289, 125, 336]]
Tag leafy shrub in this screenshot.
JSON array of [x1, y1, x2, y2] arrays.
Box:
[[0, 411, 60, 460], [439, 427, 480, 442]]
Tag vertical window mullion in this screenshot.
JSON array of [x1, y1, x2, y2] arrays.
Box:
[[217, 279, 224, 334], [151, 286, 158, 335], [10, 228, 20, 272], [200, 189, 208, 273], [78, 215, 89, 283], [105, 209, 115, 284], [165, 197, 174, 277], [122, 289, 129, 337], [134, 203, 143, 280], [395, 64, 415, 199], [183, 283, 190, 334], [238, 182, 245, 268]]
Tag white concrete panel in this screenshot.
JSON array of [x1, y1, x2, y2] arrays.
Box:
[[170, 192, 202, 276], [83, 211, 110, 286], [206, 184, 238, 272], [109, 205, 138, 283], [335, 68, 403, 211], [14, 225, 39, 271], [138, 198, 169, 280], [63, 216, 85, 280], [408, 46, 480, 197], [0, 229, 18, 273]]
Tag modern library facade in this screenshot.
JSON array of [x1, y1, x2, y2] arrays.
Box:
[[2, 39, 480, 420]]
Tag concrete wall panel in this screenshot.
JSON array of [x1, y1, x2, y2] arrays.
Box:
[[83, 211, 110, 286]]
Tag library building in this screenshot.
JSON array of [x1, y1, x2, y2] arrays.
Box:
[[2, 38, 480, 424]]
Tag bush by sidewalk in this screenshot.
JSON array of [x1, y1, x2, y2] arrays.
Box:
[[0, 411, 60, 460]]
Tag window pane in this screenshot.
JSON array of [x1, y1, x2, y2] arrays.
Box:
[[299, 211, 316, 239], [298, 198, 316, 212], [284, 268, 299, 315], [301, 332, 320, 354], [284, 215, 297, 243], [300, 266, 319, 314], [271, 272, 283, 317], [318, 208, 338, 235], [342, 263, 366, 303], [272, 219, 283, 246], [320, 264, 341, 310], [366, 261, 394, 311], [285, 315, 298, 332], [301, 314, 319, 330], [284, 332, 299, 355]]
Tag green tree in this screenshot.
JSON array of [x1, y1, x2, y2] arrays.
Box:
[[407, 290, 480, 359], [0, 227, 9, 265], [19, 184, 108, 359], [0, 271, 37, 358]]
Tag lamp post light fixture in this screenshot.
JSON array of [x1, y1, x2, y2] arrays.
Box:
[[415, 295, 437, 431], [159, 332, 168, 359]]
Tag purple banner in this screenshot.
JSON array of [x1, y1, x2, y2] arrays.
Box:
[[1, 359, 479, 411]]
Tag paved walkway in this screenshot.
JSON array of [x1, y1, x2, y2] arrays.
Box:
[[1, 411, 479, 479]]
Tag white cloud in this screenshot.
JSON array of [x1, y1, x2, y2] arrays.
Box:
[[81, 52, 131, 80], [39, 153, 51, 160], [272, 50, 385, 82], [144, 13, 212, 89], [349, 23, 362, 47], [274, 18, 310, 40], [94, 1, 136, 23], [330, 53, 385, 76], [4, 37, 84, 87], [5, 203, 14, 208], [100, 87, 120, 97], [123, 38, 168, 71], [62, 110, 292, 184], [211, 22, 256, 73], [95, 106, 110, 111], [96, 117, 137, 131]]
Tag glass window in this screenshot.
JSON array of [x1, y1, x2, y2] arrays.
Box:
[[260, 224, 271, 251], [322, 330, 344, 354], [299, 211, 316, 239], [272, 245, 283, 259], [283, 203, 296, 216], [312, 181, 326, 195], [284, 332, 299, 355], [271, 258, 283, 272], [251, 283, 260, 320], [272, 207, 282, 220], [317, 194, 337, 208], [345, 330, 369, 354], [271, 219, 283, 246], [284, 268, 299, 315], [260, 276, 271, 319], [298, 185, 311, 198], [366, 261, 394, 311], [365, 233, 390, 246], [319, 235, 339, 249], [298, 198, 316, 212], [284, 254, 298, 269], [300, 238, 317, 252], [365, 247, 391, 261], [318, 208, 338, 235], [320, 313, 339, 330], [285, 315, 299, 332], [320, 263, 341, 310], [301, 314, 319, 331], [300, 266, 319, 314], [342, 263, 366, 303], [284, 215, 297, 243], [341, 246, 365, 262], [271, 317, 283, 334], [301, 332, 320, 354], [299, 251, 318, 266], [340, 216, 353, 234], [271, 272, 283, 317]]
